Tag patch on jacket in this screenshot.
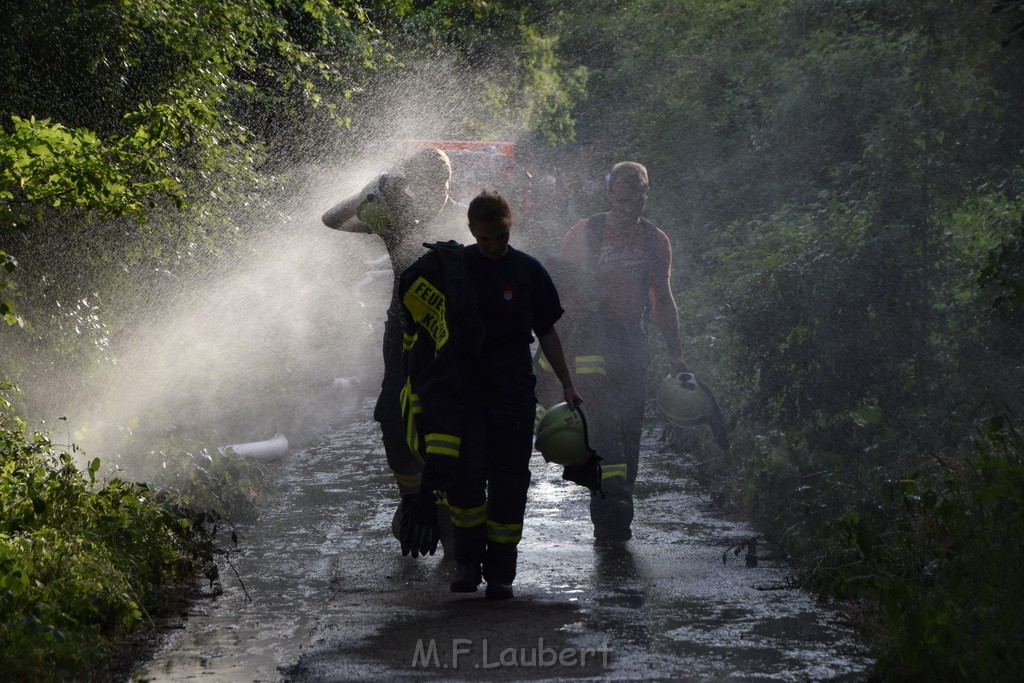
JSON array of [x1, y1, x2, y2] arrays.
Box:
[[501, 282, 518, 302], [403, 276, 449, 348]]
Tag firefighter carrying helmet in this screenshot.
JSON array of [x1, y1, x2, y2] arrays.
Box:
[[656, 372, 714, 426], [355, 173, 407, 236], [534, 402, 593, 465]]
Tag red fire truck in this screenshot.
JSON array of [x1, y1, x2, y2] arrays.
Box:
[[403, 139, 532, 211]]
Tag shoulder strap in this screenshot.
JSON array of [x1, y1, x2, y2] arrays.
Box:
[[584, 213, 608, 272], [639, 218, 659, 288]]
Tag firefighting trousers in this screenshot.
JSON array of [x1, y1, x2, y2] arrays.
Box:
[[599, 327, 650, 489], [444, 402, 536, 585], [374, 309, 423, 496], [585, 328, 647, 535]]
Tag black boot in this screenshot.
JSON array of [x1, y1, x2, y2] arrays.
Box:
[[483, 543, 517, 600], [450, 562, 482, 593], [450, 523, 486, 590], [591, 483, 634, 544], [485, 582, 514, 600]]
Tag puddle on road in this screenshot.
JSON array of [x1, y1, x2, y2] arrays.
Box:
[[136, 405, 873, 681]]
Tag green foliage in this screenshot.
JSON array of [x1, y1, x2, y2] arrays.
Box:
[[2, 1, 1023, 679], [470, 24, 588, 143], [833, 418, 1024, 681], [976, 170, 1024, 312], [980, 222, 1024, 309], [0, 114, 185, 225], [704, 197, 943, 456], [688, 205, 1023, 678], [690, 164, 1023, 676], [632, 2, 1024, 678], [0, 0, 400, 438], [122, 429, 273, 522], [0, 250, 19, 327], [0, 0, 385, 327], [0, 388, 220, 681], [0, 110, 185, 335], [363, 0, 586, 144], [369, 0, 541, 50]]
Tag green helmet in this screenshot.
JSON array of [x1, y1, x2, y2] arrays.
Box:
[[656, 372, 713, 426], [355, 173, 406, 237], [534, 402, 592, 465]]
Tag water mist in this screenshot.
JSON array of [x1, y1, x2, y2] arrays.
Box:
[[47, 157, 394, 473], [8, 55, 599, 482]]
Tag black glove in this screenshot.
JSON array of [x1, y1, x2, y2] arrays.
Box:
[[399, 492, 440, 558]]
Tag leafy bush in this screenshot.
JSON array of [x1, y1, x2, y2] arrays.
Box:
[[122, 427, 273, 522], [682, 161, 1024, 679], [833, 417, 1024, 681], [0, 387, 220, 681]]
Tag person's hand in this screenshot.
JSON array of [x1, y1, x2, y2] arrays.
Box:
[[563, 383, 583, 409], [399, 492, 440, 558], [669, 355, 689, 375]]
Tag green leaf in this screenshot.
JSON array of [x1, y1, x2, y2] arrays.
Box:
[[851, 404, 883, 427]]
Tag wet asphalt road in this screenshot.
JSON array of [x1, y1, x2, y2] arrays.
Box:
[[135, 400, 872, 682]]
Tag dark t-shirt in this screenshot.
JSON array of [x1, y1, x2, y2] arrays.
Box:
[[463, 244, 564, 403]]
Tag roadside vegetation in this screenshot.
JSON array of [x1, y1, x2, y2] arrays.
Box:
[[606, 3, 1024, 680], [0, 386, 218, 681], [2, 0, 1023, 680]]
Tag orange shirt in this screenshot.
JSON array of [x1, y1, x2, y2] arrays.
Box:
[[560, 213, 673, 325]]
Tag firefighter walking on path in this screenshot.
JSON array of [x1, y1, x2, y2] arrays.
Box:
[[322, 148, 465, 549], [397, 191, 581, 600], [560, 161, 688, 543]]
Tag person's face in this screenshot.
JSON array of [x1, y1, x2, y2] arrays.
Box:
[[608, 174, 649, 221], [469, 220, 510, 259]]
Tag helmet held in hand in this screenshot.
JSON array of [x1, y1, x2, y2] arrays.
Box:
[[534, 402, 593, 465], [656, 371, 713, 426], [356, 172, 408, 236]]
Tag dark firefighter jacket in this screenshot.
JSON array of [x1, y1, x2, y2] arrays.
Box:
[[398, 240, 483, 493]]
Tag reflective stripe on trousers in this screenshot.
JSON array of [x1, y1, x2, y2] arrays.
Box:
[[486, 519, 523, 545], [449, 502, 487, 528], [601, 462, 628, 482]]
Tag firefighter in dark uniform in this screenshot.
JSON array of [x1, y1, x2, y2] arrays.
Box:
[[397, 191, 581, 600], [322, 148, 464, 546]]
